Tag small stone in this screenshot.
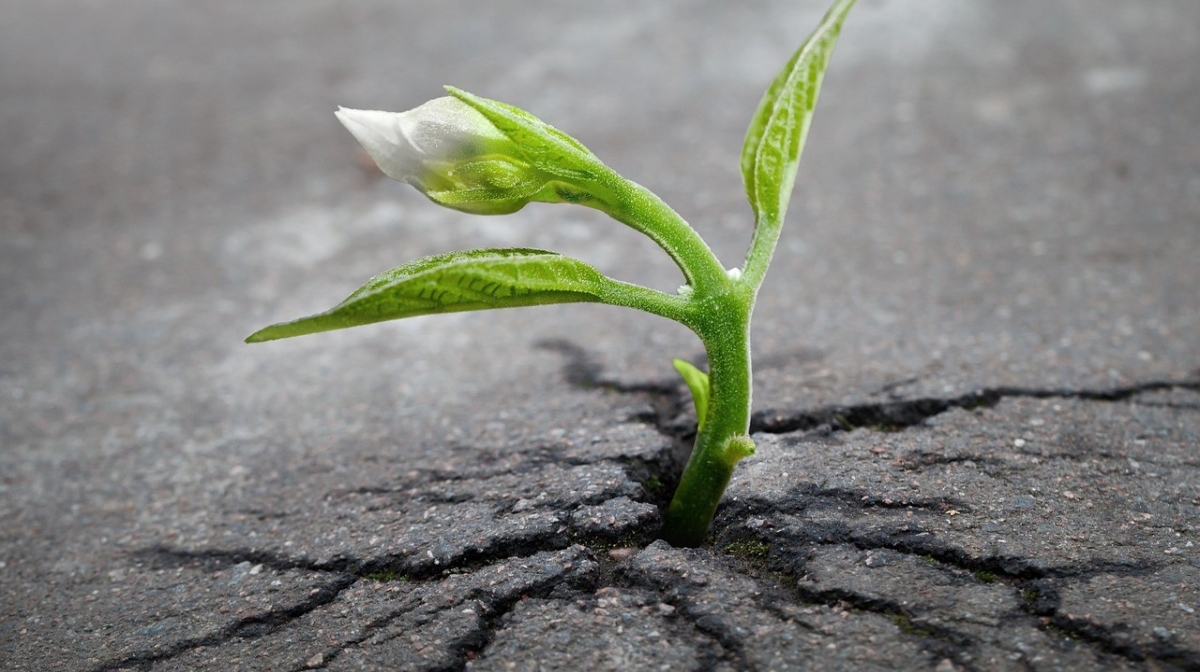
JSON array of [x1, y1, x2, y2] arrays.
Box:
[[608, 547, 635, 561], [1011, 496, 1036, 510], [304, 653, 325, 668]]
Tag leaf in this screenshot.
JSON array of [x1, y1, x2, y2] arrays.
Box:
[[246, 249, 608, 343], [445, 86, 607, 184], [673, 358, 711, 431], [742, 0, 856, 226]]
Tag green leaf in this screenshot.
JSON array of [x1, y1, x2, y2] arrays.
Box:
[[445, 86, 606, 184], [742, 0, 856, 226], [673, 358, 711, 432], [246, 249, 608, 343]]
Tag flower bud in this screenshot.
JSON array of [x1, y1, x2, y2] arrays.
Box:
[[336, 98, 555, 215]]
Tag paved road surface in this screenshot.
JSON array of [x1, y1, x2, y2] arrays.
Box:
[[2, 1, 1198, 670]]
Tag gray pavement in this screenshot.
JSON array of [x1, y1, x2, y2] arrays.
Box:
[[2, 1, 1198, 670]]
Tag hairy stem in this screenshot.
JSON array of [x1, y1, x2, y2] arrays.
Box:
[[592, 173, 729, 292], [662, 287, 756, 547]]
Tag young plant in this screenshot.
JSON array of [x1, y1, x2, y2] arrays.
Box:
[[248, 0, 856, 547]]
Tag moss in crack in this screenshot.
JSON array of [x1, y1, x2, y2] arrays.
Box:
[[363, 567, 411, 583], [973, 570, 997, 584], [722, 538, 772, 564], [888, 613, 933, 638], [712, 532, 799, 590]]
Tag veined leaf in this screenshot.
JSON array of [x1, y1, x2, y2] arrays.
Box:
[[673, 358, 711, 432], [445, 87, 604, 183], [246, 248, 607, 343], [742, 0, 856, 226]]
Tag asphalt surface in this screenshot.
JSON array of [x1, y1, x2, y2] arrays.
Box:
[[2, 1, 1198, 670]]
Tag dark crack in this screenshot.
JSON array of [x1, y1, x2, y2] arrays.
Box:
[[618, 542, 973, 671], [135, 545, 348, 575], [537, 338, 697, 510], [724, 484, 970, 521], [135, 523, 571, 586], [753, 380, 1200, 434], [720, 490, 1169, 582], [300, 548, 603, 672], [535, 338, 684, 398], [86, 573, 357, 672], [709, 494, 1198, 670], [1021, 579, 1200, 671], [775, 582, 979, 671], [895, 450, 1008, 472], [610, 573, 747, 670]]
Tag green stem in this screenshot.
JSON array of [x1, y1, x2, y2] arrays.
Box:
[[661, 287, 756, 547], [591, 172, 729, 291], [585, 162, 759, 547], [741, 213, 780, 290]]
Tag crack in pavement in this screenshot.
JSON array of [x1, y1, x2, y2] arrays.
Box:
[[116, 545, 608, 672], [721, 491, 1172, 581], [709, 499, 1198, 670], [84, 344, 1194, 671], [292, 546, 602, 672], [752, 380, 1200, 435], [535, 340, 1200, 668], [1021, 578, 1200, 671], [85, 573, 358, 672]]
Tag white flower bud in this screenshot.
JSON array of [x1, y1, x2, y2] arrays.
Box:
[[336, 98, 547, 215]]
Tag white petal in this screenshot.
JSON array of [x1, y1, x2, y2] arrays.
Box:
[[335, 107, 425, 184], [400, 97, 506, 160]]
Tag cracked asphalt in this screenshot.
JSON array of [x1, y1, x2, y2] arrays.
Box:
[[2, 0, 1198, 670]]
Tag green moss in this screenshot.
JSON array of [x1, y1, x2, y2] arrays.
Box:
[[889, 613, 932, 637], [722, 538, 772, 563], [973, 570, 997, 584], [1022, 588, 1040, 602], [572, 528, 653, 556], [716, 536, 798, 589], [364, 568, 411, 582]]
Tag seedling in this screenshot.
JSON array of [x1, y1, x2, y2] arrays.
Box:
[[248, 0, 856, 547]]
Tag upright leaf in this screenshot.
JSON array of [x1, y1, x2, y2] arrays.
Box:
[[246, 249, 608, 343], [742, 0, 856, 227]]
